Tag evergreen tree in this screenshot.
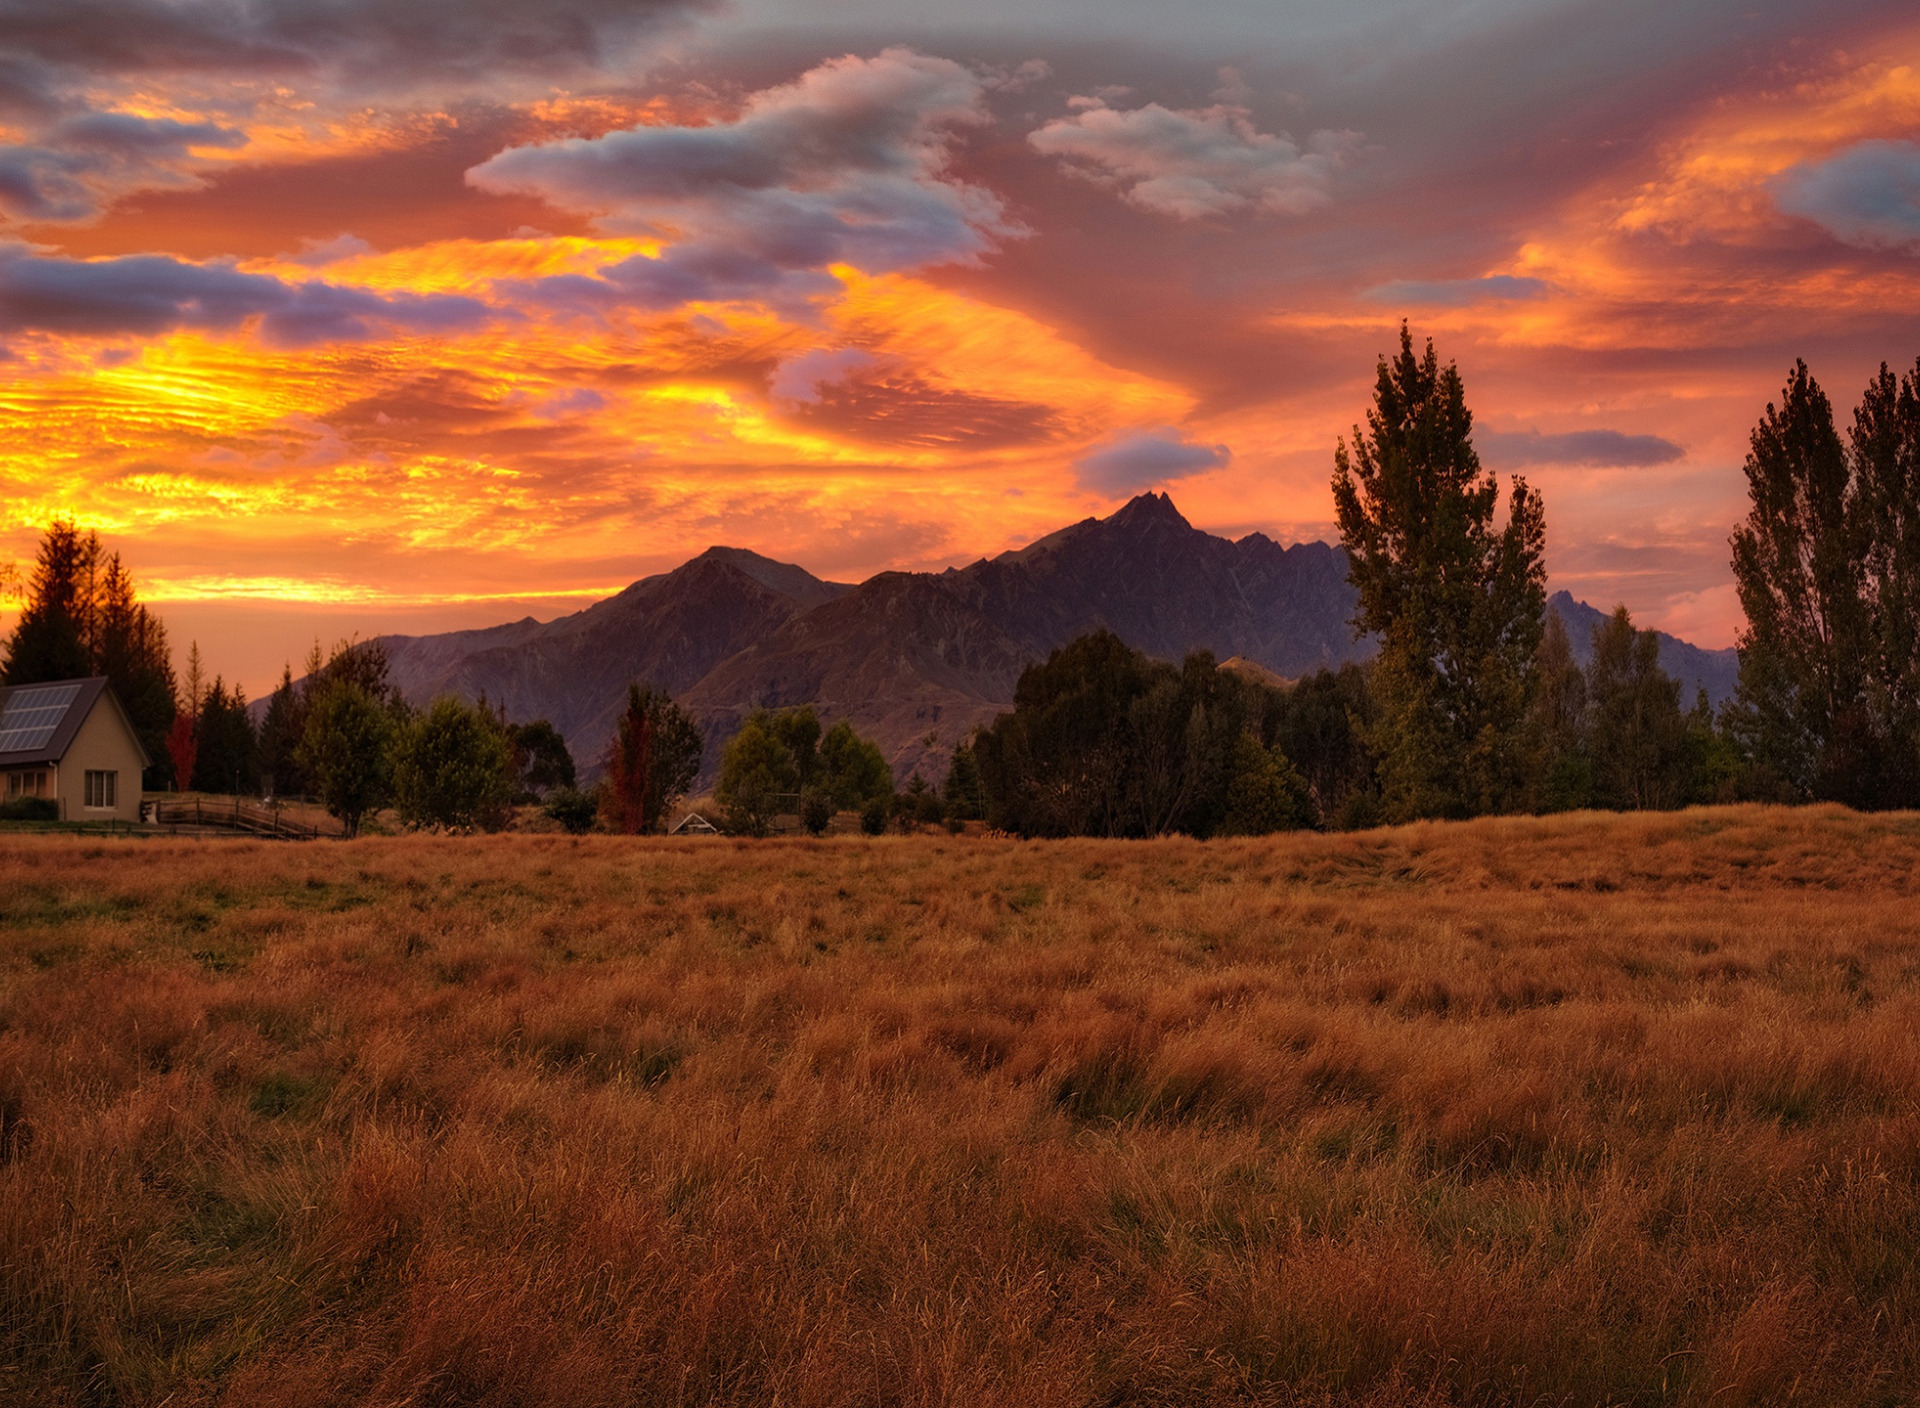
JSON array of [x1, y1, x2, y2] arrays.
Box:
[[1331, 326, 1547, 819], [392, 697, 514, 832], [1728, 361, 1877, 803], [1217, 731, 1315, 835], [1585, 607, 1689, 811], [3, 521, 95, 683], [942, 740, 984, 822], [258, 665, 304, 798], [602, 683, 702, 834], [1527, 611, 1591, 811], [191, 678, 260, 796], [93, 553, 176, 789], [297, 679, 394, 838]]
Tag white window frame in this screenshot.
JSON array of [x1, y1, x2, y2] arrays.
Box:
[[6, 769, 50, 799], [84, 769, 117, 809]]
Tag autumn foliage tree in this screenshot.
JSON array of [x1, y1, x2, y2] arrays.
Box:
[[1332, 326, 1547, 820], [602, 684, 702, 834]]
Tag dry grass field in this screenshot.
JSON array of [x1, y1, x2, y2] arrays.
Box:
[[3, 807, 1918, 1407]]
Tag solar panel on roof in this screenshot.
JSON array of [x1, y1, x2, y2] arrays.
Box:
[[0, 681, 83, 754]]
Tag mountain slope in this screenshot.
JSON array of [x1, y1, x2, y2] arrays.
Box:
[[1548, 592, 1739, 708], [340, 496, 1739, 785], [377, 548, 851, 762]]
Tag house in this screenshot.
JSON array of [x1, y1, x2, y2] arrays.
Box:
[[669, 811, 721, 835], [0, 677, 150, 823]]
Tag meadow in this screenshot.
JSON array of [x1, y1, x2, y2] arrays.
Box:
[[2, 807, 1917, 1406]]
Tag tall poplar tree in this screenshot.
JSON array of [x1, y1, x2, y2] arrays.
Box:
[[1332, 326, 1547, 819], [1850, 358, 1920, 804], [1728, 362, 1877, 803]]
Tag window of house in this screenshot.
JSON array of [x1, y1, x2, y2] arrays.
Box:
[[85, 770, 117, 809], [6, 769, 49, 799]]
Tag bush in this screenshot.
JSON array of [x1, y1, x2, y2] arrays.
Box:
[[542, 786, 600, 834], [0, 797, 58, 822], [859, 796, 890, 836], [800, 791, 834, 836], [392, 696, 514, 833]]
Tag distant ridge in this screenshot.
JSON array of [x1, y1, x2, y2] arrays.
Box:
[[333, 495, 1736, 784]]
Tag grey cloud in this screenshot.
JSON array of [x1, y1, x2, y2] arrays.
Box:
[[0, 0, 711, 221], [1478, 428, 1684, 468], [1076, 427, 1229, 493], [0, 245, 489, 345], [1362, 274, 1547, 305], [0, 109, 245, 220], [1776, 140, 1920, 251], [0, 0, 707, 87], [471, 49, 1017, 309], [1029, 99, 1358, 218]]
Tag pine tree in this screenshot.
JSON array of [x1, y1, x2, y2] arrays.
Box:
[[93, 553, 176, 788], [3, 521, 96, 683], [258, 665, 305, 798], [1728, 362, 1877, 803], [1332, 326, 1547, 819], [190, 678, 259, 796]]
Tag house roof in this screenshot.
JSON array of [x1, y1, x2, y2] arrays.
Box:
[[0, 677, 148, 770]]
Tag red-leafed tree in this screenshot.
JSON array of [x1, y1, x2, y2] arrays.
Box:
[[601, 683, 702, 834], [166, 713, 198, 795]]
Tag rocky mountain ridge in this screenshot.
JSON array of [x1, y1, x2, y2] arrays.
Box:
[[360, 494, 1737, 784]]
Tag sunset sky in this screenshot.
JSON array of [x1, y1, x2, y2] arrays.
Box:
[[3, 0, 1919, 693]]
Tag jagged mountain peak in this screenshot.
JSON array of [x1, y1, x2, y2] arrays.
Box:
[[1106, 491, 1194, 531]]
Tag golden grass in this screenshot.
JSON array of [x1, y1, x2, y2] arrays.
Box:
[[3, 806, 1918, 1406]]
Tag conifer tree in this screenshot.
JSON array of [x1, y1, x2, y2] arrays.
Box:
[[3, 521, 95, 683], [258, 665, 305, 797], [1332, 326, 1547, 819]]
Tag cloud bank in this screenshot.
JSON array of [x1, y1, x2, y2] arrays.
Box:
[[1029, 99, 1357, 218], [1076, 427, 1229, 493], [1776, 139, 1920, 251], [471, 49, 1017, 310], [1478, 428, 1685, 468], [0, 245, 489, 345]]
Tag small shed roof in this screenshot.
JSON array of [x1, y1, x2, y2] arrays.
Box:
[[0, 677, 150, 770], [670, 812, 721, 835]]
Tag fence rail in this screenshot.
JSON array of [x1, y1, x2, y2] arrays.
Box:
[[149, 797, 337, 840]]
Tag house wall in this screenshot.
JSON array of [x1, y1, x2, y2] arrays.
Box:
[[52, 697, 146, 823]]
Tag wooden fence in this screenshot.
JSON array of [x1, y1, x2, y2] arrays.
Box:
[[148, 797, 338, 840]]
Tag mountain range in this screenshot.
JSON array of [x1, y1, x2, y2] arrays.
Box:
[[364, 493, 1738, 785]]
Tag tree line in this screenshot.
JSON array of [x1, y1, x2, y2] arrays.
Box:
[[9, 329, 1920, 836], [927, 331, 1920, 837]]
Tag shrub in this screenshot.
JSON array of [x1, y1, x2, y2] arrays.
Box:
[[800, 790, 834, 836], [0, 797, 58, 821], [541, 786, 600, 834], [859, 796, 890, 835]]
